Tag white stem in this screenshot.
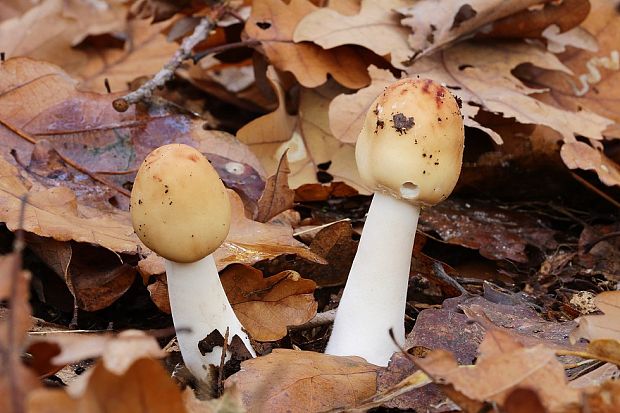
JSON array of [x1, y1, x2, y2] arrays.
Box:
[[166, 254, 256, 382], [325, 192, 419, 366]]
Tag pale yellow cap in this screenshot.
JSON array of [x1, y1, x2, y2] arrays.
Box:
[[130, 144, 231, 263], [356, 78, 464, 206]]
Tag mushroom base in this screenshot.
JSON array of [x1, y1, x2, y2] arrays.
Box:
[[325, 192, 419, 366], [166, 255, 256, 382]]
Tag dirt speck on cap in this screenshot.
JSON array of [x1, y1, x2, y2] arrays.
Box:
[[391, 113, 415, 135]]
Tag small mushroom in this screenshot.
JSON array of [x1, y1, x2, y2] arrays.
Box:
[[325, 78, 464, 366], [130, 144, 255, 382]]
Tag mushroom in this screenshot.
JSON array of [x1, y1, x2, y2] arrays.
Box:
[[325, 78, 464, 366], [130, 144, 255, 382]]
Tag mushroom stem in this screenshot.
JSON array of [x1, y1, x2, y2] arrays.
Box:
[[166, 254, 255, 381], [325, 192, 419, 366]]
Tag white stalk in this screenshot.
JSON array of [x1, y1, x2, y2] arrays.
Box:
[[325, 192, 419, 366], [166, 254, 256, 382]]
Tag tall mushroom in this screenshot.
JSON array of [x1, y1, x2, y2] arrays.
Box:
[[325, 78, 464, 366], [130, 144, 255, 382]]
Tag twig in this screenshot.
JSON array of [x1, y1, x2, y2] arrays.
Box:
[[7, 196, 27, 413], [432, 262, 468, 296], [113, 15, 219, 112], [571, 172, 620, 209], [293, 218, 351, 237], [2, 119, 130, 197], [289, 309, 337, 331]]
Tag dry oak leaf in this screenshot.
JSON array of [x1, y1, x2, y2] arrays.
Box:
[[530, 0, 620, 137], [0, 0, 127, 76], [27, 358, 186, 413], [255, 151, 295, 223], [398, 0, 558, 58], [409, 42, 613, 145], [225, 349, 379, 412], [237, 66, 297, 150], [417, 330, 580, 412], [570, 291, 620, 344], [242, 72, 367, 191], [244, 0, 371, 88], [76, 17, 179, 93], [221, 264, 317, 341], [0, 157, 139, 254], [561, 141, 620, 187], [293, 0, 411, 68]]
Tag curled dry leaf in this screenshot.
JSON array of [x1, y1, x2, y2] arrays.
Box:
[[225, 349, 379, 412], [570, 291, 620, 344], [419, 198, 558, 263], [244, 0, 371, 89], [417, 330, 580, 412], [221, 264, 317, 341], [27, 358, 186, 413], [255, 151, 295, 223], [398, 0, 560, 57], [293, 0, 410, 68], [0, 0, 126, 76]]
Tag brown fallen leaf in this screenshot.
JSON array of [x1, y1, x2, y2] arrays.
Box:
[[244, 0, 371, 89], [398, 0, 560, 57], [221, 264, 317, 341], [293, 0, 410, 68], [147, 263, 317, 341], [0, 0, 127, 75], [256, 151, 295, 222], [561, 141, 620, 187], [225, 349, 379, 412], [570, 291, 620, 343], [76, 18, 179, 92], [27, 358, 186, 413], [416, 330, 581, 412], [419, 198, 558, 263], [27, 236, 136, 311], [237, 66, 297, 151]]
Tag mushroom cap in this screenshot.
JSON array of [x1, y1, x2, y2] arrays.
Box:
[[130, 144, 231, 263], [356, 78, 464, 206]]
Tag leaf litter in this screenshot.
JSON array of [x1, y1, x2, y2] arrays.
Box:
[[0, 0, 620, 412]]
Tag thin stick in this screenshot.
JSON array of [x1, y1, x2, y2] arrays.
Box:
[[7, 196, 27, 413], [2, 119, 130, 197], [293, 218, 351, 237], [432, 262, 468, 296], [113, 14, 220, 112], [571, 172, 620, 209]]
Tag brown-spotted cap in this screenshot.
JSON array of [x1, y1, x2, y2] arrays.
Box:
[[356, 78, 465, 206], [130, 144, 231, 263]]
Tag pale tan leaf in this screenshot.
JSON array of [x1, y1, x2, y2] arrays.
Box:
[[410, 42, 613, 143], [571, 291, 620, 343], [0, 0, 126, 74], [561, 142, 620, 186], [225, 349, 379, 412], [293, 0, 410, 67], [221, 264, 317, 341], [27, 358, 186, 413], [77, 18, 178, 92], [398, 0, 550, 57], [256, 151, 295, 222], [417, 330, 581, 412], [328, 65, 398, 144], [237, 66, 297, 145], [244, 0, 370, 89]]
